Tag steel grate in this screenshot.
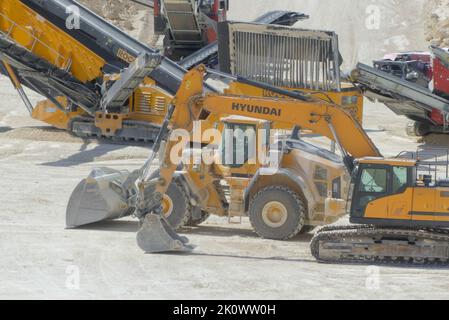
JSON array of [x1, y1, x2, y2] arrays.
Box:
[[222, 22, 342, 91]]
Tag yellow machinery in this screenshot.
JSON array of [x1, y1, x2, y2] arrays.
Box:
[[66, 63, 378, 246], [0, 0, 362, 142], [69, 64, 449, 264], [0, 0, 180, 141]]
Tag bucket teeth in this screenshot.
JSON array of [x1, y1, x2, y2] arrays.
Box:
[[136, 214, 194, 253]]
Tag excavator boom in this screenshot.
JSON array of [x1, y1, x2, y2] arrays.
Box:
[[200, 95, 380, 159]]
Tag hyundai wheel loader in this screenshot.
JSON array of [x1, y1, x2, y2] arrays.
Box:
[[68, 64, 449, 265], [66, 63, 379, 251], [65, 62, 363, 239]]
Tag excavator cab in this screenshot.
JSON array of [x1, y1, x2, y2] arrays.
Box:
[[312, 152, 449, 265], [349, 159, 415, 225], [349, 156, 449, 228]]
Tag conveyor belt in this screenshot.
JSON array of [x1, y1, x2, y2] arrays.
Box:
[[354, 63, 449, 121], [20, 0, 218, 95], [0, 34, 99, 114]]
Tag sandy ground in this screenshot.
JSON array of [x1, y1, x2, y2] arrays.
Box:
[[1, 0, 449, 300], [1, 74, 449, 300]]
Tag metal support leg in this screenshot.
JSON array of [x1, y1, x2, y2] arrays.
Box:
[[1, 60, 33, 114]]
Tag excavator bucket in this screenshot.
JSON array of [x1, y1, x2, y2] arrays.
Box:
[[66, 168, 132, 228], [136, 214, 194, 253]]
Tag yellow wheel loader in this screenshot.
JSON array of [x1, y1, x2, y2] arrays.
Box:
[[68, 114, 351, 241], [66, 63, 379, 249], [69, 64, 449, 265]]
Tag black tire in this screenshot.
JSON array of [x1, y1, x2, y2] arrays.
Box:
[[143, 170, 191, 230], [186, 210, 210, 226], [299, 225, 315, 234], [162, 182, 192, 230], [248, 186, 306, 240]]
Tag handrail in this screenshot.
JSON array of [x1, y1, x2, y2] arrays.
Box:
[[0, 12, 71, 70]]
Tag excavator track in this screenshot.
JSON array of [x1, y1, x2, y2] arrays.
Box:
[[311, 225, 449, 266], [69, 117, 160, 143]]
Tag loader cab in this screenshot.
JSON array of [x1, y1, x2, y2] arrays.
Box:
[[349, 159, 416, 220], [219, 116, 271, 171]]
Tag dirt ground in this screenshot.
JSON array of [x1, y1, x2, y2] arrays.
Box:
[[1, 0, 449, 300], [1, 75, 449, 300]]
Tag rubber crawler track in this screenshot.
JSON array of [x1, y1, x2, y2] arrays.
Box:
[[311, 225, 449, 266]]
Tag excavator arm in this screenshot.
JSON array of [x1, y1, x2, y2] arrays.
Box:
[[134, 65, 381, 253], [153, 65, 381, 200], [200, 95, 380, 159]]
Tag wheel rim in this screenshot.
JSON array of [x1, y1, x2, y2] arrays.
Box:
[[261, 201, 288, 228], [162, 195, 174, 218]]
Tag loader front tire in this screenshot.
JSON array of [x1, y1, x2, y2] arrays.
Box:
[[162, 181, 192, 230], [144, 170, 191, 230], [249, 186, 306, 240]]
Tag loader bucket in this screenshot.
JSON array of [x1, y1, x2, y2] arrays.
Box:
[[66, 168, 132, 228], [137, 214, 194, 253]]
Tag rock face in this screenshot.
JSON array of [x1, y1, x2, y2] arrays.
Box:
[[227, 0, 429, 69], [78, 0, 138, 30], [425, 0, 449, 47], [77, 0, 157, 46], [76, 0, 448, 68]]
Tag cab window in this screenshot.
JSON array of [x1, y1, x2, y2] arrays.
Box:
[[392, 166, 408, 193], [359, 168, 387, 193], [221, 123, 256, 167]]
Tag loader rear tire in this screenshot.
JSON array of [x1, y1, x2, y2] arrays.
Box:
[[299, 225, 315, 234], [249, 186, 306, 240]]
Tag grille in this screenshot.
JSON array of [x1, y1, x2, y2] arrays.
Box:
[[135, 92, 167, 115], [221, 22, 342, 91]]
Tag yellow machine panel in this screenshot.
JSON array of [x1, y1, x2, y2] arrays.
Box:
[[0, 1, 105, 82], [225, 82, 364, 124], [32, 97, 83, 130]]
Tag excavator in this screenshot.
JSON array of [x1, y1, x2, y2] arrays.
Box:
[[68, 63, 449, 265]]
